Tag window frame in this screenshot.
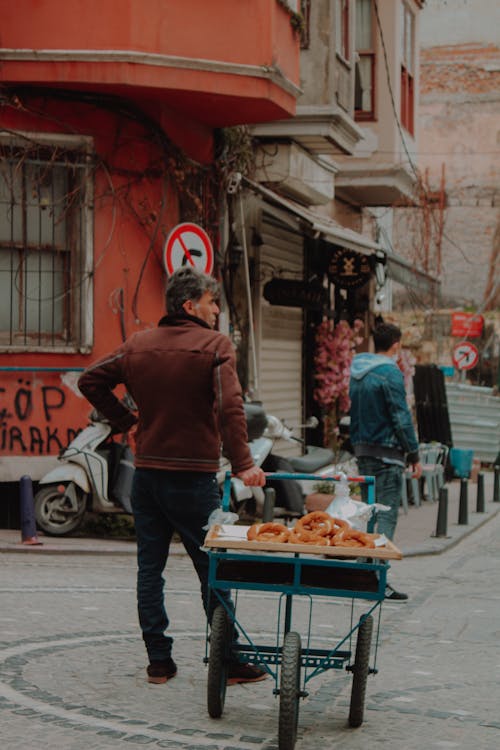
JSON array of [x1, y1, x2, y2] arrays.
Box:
[[335, 0, 351, 65], [354, 0, 376, 121], [0, 131, 94, 353], [400, 2, 415, 135]]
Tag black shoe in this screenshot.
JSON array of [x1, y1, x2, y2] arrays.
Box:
[[385, 584, 408, 601], [147, 657, 177, 684], [227, 661, 268, 686]]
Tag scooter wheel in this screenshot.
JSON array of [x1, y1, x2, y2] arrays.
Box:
[[34, 485, 87, 536]]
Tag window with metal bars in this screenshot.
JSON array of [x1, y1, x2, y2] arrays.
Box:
[[0, 134, 93, 351]]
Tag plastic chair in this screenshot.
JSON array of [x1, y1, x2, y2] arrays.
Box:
[[405, 470, 421, 507], [419, 443, 449, 502]]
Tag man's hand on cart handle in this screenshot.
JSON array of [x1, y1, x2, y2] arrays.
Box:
[[236, 466, 266, 486]]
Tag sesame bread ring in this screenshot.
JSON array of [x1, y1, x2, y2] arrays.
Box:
[[247, 522, 290, 543], [289, 528, 329, 545], [295, 511, 334, 536]]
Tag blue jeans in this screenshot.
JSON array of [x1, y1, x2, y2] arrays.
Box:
[[131, 469, 231, 662], [357, 457, 403, 541]]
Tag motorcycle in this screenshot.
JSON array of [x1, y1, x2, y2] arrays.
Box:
[[34, 410, 134, 536], [217, 403, 338, 521]]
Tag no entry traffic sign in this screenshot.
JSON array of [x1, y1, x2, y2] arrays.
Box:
[[452, 342, 479, 371], [164, 222, 214, 275]]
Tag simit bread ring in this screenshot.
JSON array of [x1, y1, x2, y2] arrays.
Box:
[[247, 522, 290, 543], [295, 511, 335, 536]]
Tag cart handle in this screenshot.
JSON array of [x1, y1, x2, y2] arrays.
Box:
[[221, 471, 376, 513]]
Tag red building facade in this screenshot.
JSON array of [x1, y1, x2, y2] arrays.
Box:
[[0, 0, 300, 480]]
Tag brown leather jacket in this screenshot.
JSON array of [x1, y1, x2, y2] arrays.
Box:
[[78, 314, 254, 474]]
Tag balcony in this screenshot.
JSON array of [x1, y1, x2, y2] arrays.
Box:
[[334, 160, 418, 206], [0, 0, 300, 128], [254, 142, 336, 206], [252, 104, 365, 156]]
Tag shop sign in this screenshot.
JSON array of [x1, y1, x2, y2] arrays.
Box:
[[263, 278, 328, 309], [451, 312, 484, 338], [327, 248, 372, 288]]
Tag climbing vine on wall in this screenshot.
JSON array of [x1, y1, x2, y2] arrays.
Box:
[[0, 86, 225, 326], [276, 0, 306, 35]]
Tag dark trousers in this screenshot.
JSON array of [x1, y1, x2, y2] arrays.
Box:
[[131, 468, 230, 662], [357, 456, 403, 541]]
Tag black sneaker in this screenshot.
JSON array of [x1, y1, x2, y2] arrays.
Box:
[[227, 661, 268, 686], [147, 657, 177, 684], [385, 584, 408, 601]]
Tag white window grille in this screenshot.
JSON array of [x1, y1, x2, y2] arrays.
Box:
[[0, 132, 94, 352]]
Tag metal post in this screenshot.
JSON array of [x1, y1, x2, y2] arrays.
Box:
[[19, 475, 43, 545], [476, 473, 485, 513], [238, 192, 258, 393], [262, 488, 276, 522], [435, 486, 448, 537], [493, 466, 500, 503], [458, 478, 468, 525]]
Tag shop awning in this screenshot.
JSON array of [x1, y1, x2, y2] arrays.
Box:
[[385, 254, 440, 298], [243, 177, 380, 256], [242, 177, 440, 295]]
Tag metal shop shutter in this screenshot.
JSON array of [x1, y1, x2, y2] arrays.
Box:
[[259, 216, 303, 457]]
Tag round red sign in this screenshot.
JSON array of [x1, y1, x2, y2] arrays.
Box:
[[164, 223, 214, 275], [452, 342, 479, 371]]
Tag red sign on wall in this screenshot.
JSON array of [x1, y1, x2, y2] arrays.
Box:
[[164, 223, 214, 276], [451, 312, 484, 338]]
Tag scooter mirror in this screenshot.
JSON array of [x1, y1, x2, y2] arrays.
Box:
[[305, 416, 319, 429]]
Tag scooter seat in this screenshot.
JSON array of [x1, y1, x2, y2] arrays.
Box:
[[288, 446, 335, 473]]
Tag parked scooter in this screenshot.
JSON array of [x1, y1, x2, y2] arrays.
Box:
[[217, 403, 338, 520], [34, 402, 338, 536], [34, 410, 134, 536]]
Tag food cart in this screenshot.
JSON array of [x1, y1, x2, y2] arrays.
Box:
[[203, 473, 402, 750]]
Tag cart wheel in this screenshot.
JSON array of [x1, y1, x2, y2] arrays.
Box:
[[348, 614, 373, 728], [207, 605, 231, 718], [278, 631, 302, 750]]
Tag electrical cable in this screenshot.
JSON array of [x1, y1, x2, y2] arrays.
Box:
[[373, 0, 477, 272]]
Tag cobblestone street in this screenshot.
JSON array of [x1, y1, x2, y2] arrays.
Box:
[[1, 504, 499, 750]]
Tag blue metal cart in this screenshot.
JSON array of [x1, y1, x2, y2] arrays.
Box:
[[204, 473, 397, 750]]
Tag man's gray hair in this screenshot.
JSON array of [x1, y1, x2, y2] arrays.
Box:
[[165, 267, 220, 315]]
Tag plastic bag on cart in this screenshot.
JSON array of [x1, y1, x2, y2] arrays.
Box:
[[203, 508, 239, 530], [325, 473, 390, 530]]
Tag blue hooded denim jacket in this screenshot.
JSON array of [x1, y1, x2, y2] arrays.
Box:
[[349, 353, 419, 465]]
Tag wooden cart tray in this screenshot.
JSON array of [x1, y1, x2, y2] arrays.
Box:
[[204, 525, 402, 560]]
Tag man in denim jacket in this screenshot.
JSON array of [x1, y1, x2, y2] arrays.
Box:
[[349, 323, 422, 600]]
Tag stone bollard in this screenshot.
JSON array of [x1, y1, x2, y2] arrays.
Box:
[[493, 466, 500, 503], [19, 475, 43, 545], [435, 486, 448, 537], [476, 473, 485, 513], [457, 478, 468, 525]]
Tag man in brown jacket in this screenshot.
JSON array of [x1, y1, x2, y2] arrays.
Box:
[[78, 267, 266, 685]]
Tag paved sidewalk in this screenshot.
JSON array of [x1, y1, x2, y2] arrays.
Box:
[[1, 472, 498, 558]]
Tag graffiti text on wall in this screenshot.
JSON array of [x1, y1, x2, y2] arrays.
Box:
[[0, 378, 85, 455]]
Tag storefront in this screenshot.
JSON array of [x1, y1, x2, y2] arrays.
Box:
[[232, 179, 382, 453]]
